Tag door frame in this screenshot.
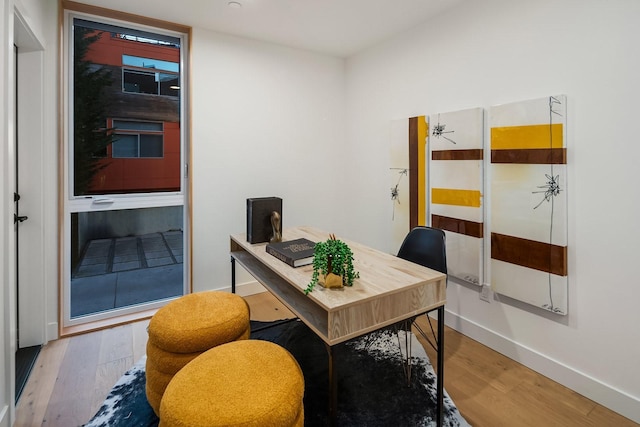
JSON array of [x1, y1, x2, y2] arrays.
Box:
[[2, 4, 46, 424], [14, 9, 47, 349]]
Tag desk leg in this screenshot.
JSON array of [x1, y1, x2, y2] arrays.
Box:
[[437, 305, 444, 427], [230, 256, 236, 294], [325, 343, 337, 427]]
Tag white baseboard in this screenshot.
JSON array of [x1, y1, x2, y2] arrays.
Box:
[[46, 322, 58, 343], [219, 280, 266, 297], [444, 309, 640, 424]]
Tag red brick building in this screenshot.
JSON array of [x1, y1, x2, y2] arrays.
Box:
[[83, 29, 181, 194]]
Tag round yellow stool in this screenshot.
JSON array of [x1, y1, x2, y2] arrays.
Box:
[[159, 340, 304, 427], [145, 291, 250, 415]]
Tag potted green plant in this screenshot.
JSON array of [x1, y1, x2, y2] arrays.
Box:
[[304, 234, 359, 295]]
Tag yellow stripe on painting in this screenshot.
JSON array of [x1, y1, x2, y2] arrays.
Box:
[[431, 188, 481, 207], [418, 116, 427, 225], [491, 124, 564, 150]]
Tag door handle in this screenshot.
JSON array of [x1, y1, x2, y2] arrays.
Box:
[[14, 214, 28, 223], [92, 197, 114, 204]]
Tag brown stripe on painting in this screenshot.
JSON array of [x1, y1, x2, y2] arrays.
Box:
[[491, 232, 567, 276], [432, 214, 483, 238], [409, 117, 419, 229], [491, 148, 566, 164], [432, 149, 484, 161]]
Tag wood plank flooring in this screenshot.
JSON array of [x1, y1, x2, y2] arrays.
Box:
[[415, 315, 638, 427], [15, 292, 638, 427]]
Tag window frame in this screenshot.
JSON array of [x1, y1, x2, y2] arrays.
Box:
[[65, 11, 187, 203], [60, 2, 191, 334]]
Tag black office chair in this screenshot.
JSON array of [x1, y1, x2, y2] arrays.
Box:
[[397, 226, 447, 275], [395, 226, 447, 384]]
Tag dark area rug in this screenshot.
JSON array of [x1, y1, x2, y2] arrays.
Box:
[[86, 320, 470, 427]]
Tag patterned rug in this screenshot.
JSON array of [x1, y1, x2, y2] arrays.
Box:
[[86, 319, 470, 427]]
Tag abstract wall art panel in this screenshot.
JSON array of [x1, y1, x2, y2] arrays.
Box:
[[428, 108, 484, 286], [489, 95, 568, 314], [389, 116, 427, 254]]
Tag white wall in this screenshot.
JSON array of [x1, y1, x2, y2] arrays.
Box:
[[190, 28, 349, 292], [344, 0, 640, 422]]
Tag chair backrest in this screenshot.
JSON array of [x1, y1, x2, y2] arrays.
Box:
[[396, 226, 447, 274]]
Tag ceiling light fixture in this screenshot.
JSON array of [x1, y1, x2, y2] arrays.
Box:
[[228, 1, 242, 9]]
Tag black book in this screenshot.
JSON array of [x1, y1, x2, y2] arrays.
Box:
[[266, 238, 315, 268], [246, 197, 282, 244]]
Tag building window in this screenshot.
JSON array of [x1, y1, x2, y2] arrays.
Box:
[[112, 120, 164, 158], [122, 55, 179, 97]]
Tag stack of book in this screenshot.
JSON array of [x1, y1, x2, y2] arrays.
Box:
[[266, 238, 315, 267]]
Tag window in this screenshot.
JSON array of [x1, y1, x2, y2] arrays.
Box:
[[63, 8, 190, 332], [112, 120, 164, 158], [70, 19, 182, 196], [122, 55, 179, 97]]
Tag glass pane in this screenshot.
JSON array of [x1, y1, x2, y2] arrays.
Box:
[[70, 206, 183, 319], [123, 69, 158, 94], [140, 134, 163, 157], [159, 73, 180, 97], [72, 18, 181, 196], [112, 134, 138, 157]]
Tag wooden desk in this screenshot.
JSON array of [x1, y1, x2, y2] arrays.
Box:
[[230, 226, 447, 425]]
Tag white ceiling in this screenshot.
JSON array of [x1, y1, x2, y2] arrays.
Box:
[[77, 0, 463, 57]]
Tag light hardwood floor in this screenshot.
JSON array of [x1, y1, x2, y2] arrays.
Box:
[[15, 292, 638, 427]]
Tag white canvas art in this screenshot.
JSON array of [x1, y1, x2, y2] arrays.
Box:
[[428, 108, 484, 286], [489, 95, 568, 314]]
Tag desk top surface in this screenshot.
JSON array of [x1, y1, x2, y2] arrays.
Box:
[[230, 226, 446, 312]]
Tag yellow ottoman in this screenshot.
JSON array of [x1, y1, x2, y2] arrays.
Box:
[[159, 340, 305, 427], [145, 291, 251, 415]]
